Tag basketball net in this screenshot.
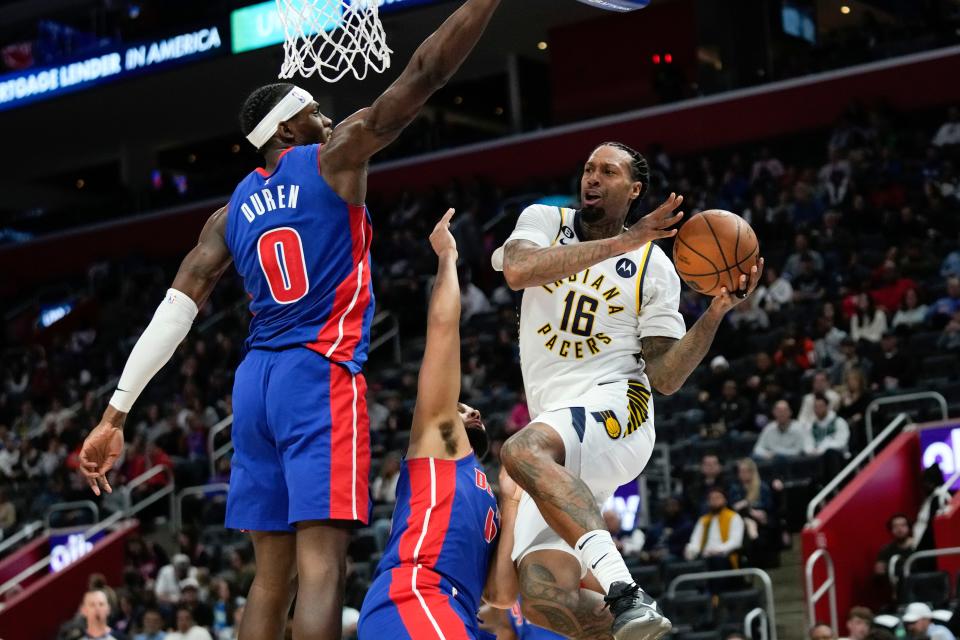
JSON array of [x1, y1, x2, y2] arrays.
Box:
[[275, 0, 392, 82]]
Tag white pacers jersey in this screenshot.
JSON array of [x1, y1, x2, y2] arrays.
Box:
[[493, 204, 686, 417]]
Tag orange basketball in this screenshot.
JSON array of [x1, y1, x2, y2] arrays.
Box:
[[672, 210, 759, 297]]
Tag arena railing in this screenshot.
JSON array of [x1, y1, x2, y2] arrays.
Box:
[[207, 415, 234, 480], [172, 483, 229, 533], [902, 547, 960, 578], [43, 500, 99, 530], [666, 568, 777, 640], [745, 607, 770, 640], [0, 520, 43, 557], [864, 391, 947, 446], [806, 412, 912, 524], [804, 548, 838, 634], [0, 464, 175, 600]]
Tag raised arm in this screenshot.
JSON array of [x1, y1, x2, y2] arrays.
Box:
[[324, 0, 500, 172], [408, 209, 470, 458], [642, 259, 764, 395], [78, 208, 232, 495], [501, 194, 684, 290]]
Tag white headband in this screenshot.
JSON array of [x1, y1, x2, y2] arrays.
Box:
[[245, 86, 314, 149]]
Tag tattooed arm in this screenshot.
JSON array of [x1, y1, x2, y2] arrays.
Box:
[[642, 259, 765, 395], [501, 194, 684, 290]]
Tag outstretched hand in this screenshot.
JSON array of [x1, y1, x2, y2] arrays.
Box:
[[429, 208, 458, 257], [79, 421, 124, 496], [709, 257, 765, 316], [498, 466, 523, 505], [617, 192, 684, 252]]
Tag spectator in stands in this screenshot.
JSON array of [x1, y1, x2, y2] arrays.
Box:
[[928, 276, 960, 329], [134, 608, 166, 640], [728, 458, 774, 556], [798, 371, 841, 426], [459, 266, 492, 324], [179, 578, 213, 629], [371, 452, 401, 504], [810, 624, 837, 640], [751, 146, 786, 181], [932, 106, 960, 148], [902, 603, 957, 640], [504, 391, 530, 435], [872, 332, 914, 392], [892, 289, 929, 333], [941, 234, 960, 278], [830, 338, 873, 386], [784, 233, 825, 278], [688, 453, 728, 512], [0, 486, 15, 534], [754, 265, 794, 317], [753, 401, 805, 461], [813, 305, 849, 369], [850, 294, 888, 345], [642, 496, 694, 563], [12, 399, 41, 438], [803, 394, 850, 479], [874, 514, 913, 580], [80, 589, 126, 640], [838, 367, 873, 453], [166, 607, 213, 640], [709, 380, 753, 434], [0, 434, 20, 479], [939, 311, 960, 352], [844, 607, 874, 640], [603, 509, 645, 559], [791, 254, 828, 309], [684, 487, 744, 570], [125, 534, 168, 586], [155, 554, 197, 608]]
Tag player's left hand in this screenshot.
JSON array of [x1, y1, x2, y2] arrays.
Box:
[[429, 208, 457, 257], [709, 257, 764, 316]]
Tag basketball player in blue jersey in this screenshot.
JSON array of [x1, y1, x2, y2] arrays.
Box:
[[76, 2, 501, 639], [357, 210, 521, 640]]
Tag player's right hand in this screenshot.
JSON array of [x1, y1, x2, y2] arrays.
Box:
[[79, 420, 125, 495], [617, 192, 684, 251], [429, 208, 458, 257]]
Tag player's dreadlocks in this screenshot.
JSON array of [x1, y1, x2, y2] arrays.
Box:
[[239, 83, 296, 144], [595, 141, 650, 225]]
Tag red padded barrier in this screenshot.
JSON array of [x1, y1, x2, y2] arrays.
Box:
[[801, 431, 923, 625], [0, 521, 137, 640]]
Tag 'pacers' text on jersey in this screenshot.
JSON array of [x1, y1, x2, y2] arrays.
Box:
[[225, 144, 375, 373], [494, 205, 685, 416]]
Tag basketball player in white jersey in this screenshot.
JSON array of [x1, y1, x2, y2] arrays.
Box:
[[492, 142, 763, 640]]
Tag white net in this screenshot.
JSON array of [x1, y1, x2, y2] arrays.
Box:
[[275, 0, 392, 83]]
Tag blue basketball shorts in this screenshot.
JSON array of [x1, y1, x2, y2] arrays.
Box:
[[225, 347, 371, 531]]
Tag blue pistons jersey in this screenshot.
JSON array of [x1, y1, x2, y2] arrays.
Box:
[[224, 144, 374, 373], [358, 454, 499, 639]]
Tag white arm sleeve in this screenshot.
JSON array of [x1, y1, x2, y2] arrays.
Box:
[[491, 204, 563, 271], [109, 289, 198, 412]]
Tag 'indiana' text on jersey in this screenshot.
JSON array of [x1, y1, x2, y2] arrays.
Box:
[[225, 145, 375, 373], [359, 454, 499, 638]]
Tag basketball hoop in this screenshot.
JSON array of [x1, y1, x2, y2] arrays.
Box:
[[275, 0, 392, 83]]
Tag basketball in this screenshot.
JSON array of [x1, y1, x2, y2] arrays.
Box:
[[672, 210, 759, 297]]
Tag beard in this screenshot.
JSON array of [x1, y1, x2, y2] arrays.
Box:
[[580, 204, 606, 224]]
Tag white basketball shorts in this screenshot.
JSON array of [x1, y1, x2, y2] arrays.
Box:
[[511, 378, 657, 565]]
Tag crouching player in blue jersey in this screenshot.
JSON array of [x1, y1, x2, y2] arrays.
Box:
[[358, 209, 522, 639]]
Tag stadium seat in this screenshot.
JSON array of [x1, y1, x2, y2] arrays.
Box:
[[674, 630, 722, 640], [659, 592, 714, 632], [920, 355, 958, 381], [908, 331, 942, 357], [628, 563, 663, 597], [662, 559, 708, 592], [716, 588, 764, 627], [900, 571, 951, 608]]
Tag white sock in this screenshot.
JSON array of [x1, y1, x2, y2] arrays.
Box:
[[575, 529, 633, 593]]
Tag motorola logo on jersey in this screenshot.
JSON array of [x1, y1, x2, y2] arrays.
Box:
[[615, 258, 637, 279]]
